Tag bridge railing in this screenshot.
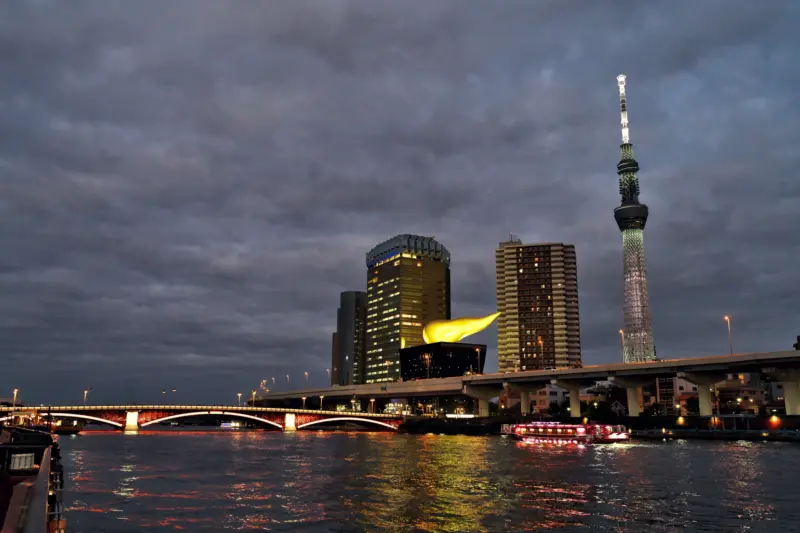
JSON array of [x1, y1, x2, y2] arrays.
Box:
[[0, 405, 402, 419]]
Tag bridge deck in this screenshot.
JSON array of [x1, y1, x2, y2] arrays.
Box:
[[259, 350, 800, 400]]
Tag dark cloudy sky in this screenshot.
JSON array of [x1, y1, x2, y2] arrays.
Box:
[[2, 0, 798, 405]]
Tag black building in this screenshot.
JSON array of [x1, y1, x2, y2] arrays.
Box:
[[333, 291, 367, 385], [400, 342, 486, 381]]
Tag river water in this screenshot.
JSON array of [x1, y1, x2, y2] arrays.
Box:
[[59, 429, 795, 532]]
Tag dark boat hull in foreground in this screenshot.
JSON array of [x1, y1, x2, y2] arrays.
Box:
[[1, 427, 67, 532]]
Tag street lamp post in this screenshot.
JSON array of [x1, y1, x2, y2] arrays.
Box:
[[619, 329, 625, 360], [475, 348, 481, 374], [237, 392, 242, 406], [369, 398, 375, 414], [319, 395, 325, 410], [301, 396, 307, 409], [251, 389, 256, 406], [12, 389, 18, 409], [285, 374, 290, 384], [304, 371, 309, 383], [724, 316, 732, 356]]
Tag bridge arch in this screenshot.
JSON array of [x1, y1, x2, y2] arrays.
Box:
[[296, 417, 399, 431], [139, 411, 283, 430], [42, 412, 124, 428]]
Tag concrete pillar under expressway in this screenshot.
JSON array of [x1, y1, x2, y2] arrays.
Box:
[[550, 380, 581, 417], [607, 376, 652, 417], [697, 386, 714, 417], [519, 391, 530, 415], [506, 384, 535, 416], [762, 368, 800, 416], [783, 382, 800, 416], [677, 372, 726, 417], [463, 385, 502, 417]]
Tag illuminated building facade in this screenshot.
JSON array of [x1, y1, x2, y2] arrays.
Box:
[[495, 237, 581, 372], [400, 342, 486, 381], [332, 291, 367, 385], [614, 74, 656, 363], [365, 235, 451, 383]]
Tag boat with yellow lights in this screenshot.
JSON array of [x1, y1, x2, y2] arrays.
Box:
[[501, 421, 630, 445]]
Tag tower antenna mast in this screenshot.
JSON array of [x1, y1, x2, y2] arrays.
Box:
[[617, 74, 629, 144]]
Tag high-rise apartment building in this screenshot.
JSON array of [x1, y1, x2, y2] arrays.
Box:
[[332, 291, 367, 385], [365, 235, 451, 383], [495, 238, 581, 372]]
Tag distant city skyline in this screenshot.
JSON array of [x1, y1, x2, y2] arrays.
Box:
[[1, 1, 798, 403]]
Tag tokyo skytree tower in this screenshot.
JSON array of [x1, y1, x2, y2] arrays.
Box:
[[614, 74, 656, 363]]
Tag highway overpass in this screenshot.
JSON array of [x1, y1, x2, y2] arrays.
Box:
[[260, 350, 800, 417]]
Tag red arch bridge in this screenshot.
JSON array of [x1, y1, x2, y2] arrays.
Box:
[[0, 405, 404, 432]]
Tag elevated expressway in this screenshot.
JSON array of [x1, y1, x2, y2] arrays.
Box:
[[261, 350, 800, 417]]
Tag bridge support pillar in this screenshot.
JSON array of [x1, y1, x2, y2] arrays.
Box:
[[463, 385, 502, 417], [125, 411, 140, 431], [625, 388, 642, 418], [550, 380, 582, 417], [697, 386, 714, 417], [284, 413, 296, 431], [519, 391, 530, 415], [608, 377, 653, 417], [762, 369, 800, 416], [677, 372, 726, 417], [783, 382, 800, 416], [478, 399, 490, 417], [506, 384, 535, 416]]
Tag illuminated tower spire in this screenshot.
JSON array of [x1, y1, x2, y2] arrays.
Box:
[[614, 74, 655, 363]]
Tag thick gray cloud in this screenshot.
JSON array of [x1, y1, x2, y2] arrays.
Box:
[[1, 0, 798, 404]]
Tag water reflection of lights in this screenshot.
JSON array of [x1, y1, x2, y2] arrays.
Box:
[[57, 430, 797, 531]]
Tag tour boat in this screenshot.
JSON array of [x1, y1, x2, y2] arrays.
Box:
[[501, 421, 630, 445]]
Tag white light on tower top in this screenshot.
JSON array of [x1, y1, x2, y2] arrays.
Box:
[[617, 74, 630, 144]]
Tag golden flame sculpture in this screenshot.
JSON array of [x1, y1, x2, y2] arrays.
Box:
[[422, 312, 501, 344]]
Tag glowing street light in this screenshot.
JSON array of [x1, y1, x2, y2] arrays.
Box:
[[724, 316, 733, 356], [301, 396, 307, 409], [237, 392, 242, 406], [83, 389, 89, 405], [251, 389, 256, 406], [304, 371, 309, 383], [619, 329, 625, 360], [271, 377, 276, 385], [326, 368, 331, 380], [286, 374, 290, 384], [369, 398, 376, 414], [474, 347, 481, 374], [319, 395, 325, 410], [12, 389, 18, 409]]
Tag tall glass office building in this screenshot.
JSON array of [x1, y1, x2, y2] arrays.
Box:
[[364, 235, 451, 383]]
